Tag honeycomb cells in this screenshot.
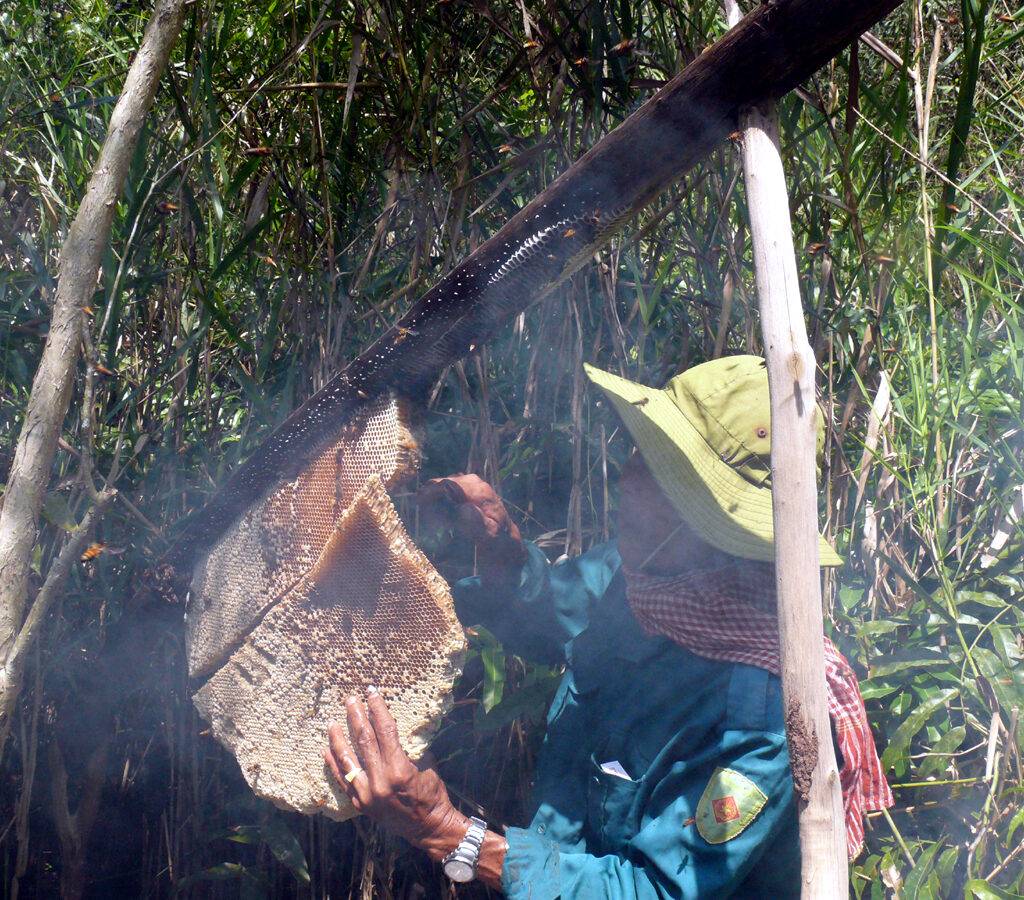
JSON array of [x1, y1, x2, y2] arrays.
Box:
[[188, 402, 465, 821], [186, 395, 420, 679]]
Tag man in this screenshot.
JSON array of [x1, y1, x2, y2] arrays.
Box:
[[324, 355, 892, 897]]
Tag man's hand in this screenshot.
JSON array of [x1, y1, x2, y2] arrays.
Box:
[[323, 688, 468, 854], [324, 689, 509, 888], [417, 474, 527, 584]]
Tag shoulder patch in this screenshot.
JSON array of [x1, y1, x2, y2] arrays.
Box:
[[695, 767, 767, 844]]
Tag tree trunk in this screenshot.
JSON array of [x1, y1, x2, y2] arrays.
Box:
[[740, 102, 848, 895], [0, 0, 187, 754], [49, 738, 110, 900]]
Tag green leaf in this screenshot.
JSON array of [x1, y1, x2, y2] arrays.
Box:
[[903, 840, 943, 900], [965, 880, 1024, 899], [480, 645, 505, 713], [868, 649, 950, 678], [475, 668, 561, 733], [1007, 805, 1024, 846], [881, 689, 957, 772], [41, 492, 76, 531], [257, 819, 309, 884], [223, 822, 307, 884], [916, 726, 966, 779]]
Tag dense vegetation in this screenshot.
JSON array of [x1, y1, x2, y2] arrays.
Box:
[[1, 0, 1022, 896]]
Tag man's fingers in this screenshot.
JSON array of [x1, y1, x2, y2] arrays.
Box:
[[418, 477, 468, 508], [456, 502, 491, 540], [326, 723, 372, 808], [323, 747, 344, 783], [346, 695, 382, 775], [365, 689, 405, 767]]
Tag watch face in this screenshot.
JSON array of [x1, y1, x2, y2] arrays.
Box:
[[444, 859, 475, 883]]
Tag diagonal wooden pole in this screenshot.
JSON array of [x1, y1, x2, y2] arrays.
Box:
[[723, 3, 847, 893]]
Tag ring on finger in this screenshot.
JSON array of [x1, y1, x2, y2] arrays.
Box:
[[344, 767, 366, 784]]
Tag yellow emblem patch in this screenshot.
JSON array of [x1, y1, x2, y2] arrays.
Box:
[[694, 767, 767, 844]]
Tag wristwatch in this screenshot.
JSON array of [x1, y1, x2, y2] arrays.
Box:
[[442, 816, 487, 883]]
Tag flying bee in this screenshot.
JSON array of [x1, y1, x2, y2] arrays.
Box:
[[563, 228, 577, 238], [81, 542, 105, 562]]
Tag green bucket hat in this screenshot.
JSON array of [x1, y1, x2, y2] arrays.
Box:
[[584, 355, 842, 567]]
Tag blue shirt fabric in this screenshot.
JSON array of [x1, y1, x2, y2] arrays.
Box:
[[454, 540, 800, 899]]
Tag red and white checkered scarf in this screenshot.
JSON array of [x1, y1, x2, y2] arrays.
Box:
[[624, 561, 893, 859]]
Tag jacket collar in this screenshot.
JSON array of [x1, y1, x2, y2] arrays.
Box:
[[566, 567, 669, 692]]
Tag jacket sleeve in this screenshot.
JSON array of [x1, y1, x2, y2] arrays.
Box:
[[500, 727, 797, 899], [452, 541, 620, 665]]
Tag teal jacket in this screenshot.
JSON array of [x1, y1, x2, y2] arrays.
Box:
[[454, 540, 800, 899]]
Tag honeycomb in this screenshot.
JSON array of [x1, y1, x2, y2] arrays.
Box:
[[187, 399, 465, 820], [186, 395, 420, 679], [192, 476, 464, 820]]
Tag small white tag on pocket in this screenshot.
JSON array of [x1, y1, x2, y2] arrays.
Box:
[[599, 760, 633, 781]]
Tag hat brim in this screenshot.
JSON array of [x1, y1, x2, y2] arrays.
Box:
[[585, 364, 842, 567]]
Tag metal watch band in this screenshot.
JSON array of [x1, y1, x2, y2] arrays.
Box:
[[442, 816, 487, 882]]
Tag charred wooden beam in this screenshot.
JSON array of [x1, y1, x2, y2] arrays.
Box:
[[175, 0, 905, 565]]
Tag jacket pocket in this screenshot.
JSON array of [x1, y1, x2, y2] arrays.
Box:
[[586, 752, 644, 856]]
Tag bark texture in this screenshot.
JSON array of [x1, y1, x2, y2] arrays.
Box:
[[0, 0, 187, 751], [740, 102, 848, 896]]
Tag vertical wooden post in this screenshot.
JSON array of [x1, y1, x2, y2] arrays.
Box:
[[723, 1, 848, 885], [741, 102, 847, 897]]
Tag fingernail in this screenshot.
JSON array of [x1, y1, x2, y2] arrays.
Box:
[[367, 685, 378, 695], [346, 695, 357, 706]]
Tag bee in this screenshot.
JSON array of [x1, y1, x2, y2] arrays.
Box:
[[245, 146, 274, 157], [563, 228, 577, 238], [727, 131, 743, 143], [81, 543, 105, 562], [631, 397, 649, 407], [94, 364, 116, 377], [573, 57, 589, 67], [611, 39, 636, 55], [497, 144, 513, 154], [806, 242, 829, 256], [155, 201, 178, 214], [394, 326, 418, 344], [522, 39, 541, 50]]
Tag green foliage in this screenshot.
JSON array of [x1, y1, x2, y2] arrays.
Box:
[[1, 0, 1023, 896]]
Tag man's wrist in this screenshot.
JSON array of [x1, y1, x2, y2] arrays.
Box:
[[419, 807, 471, 862], [478, 526, 528, 588]]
